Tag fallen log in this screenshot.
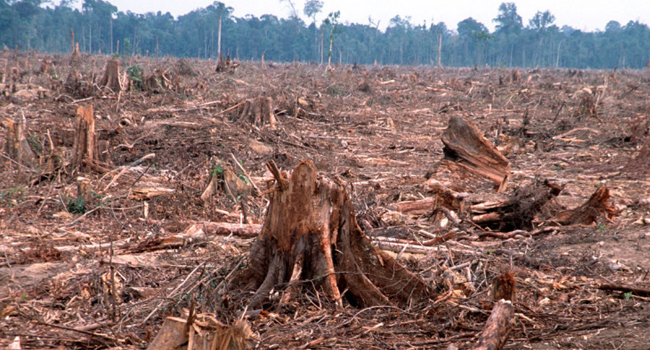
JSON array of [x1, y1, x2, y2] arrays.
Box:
[[390, 179, 562, 231], [472, 300, 514, 350], [128, 223, 261, 253], [472, 272, 516, 350], [441, 116, 511, 192], [598, 283, 650, 297]]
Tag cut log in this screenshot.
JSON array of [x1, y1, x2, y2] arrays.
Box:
[[72, 105, 98, 170], [441, 116, 511, 192], [237, 97, 276, 128], [552, 185, 617, 225], [390, 179, 562, 232], [472, 179, 562, 231], [99, 59, 123, 93], [233, 160, 433, 309], [472, 272, 516, 350], [472, 300, 514, 350]]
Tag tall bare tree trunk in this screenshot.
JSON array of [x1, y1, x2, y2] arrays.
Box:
[[217, 15, 222, 65], [438, 33, 443, 67]]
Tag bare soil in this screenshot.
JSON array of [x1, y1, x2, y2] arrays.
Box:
[[1, 51, 650, 349]]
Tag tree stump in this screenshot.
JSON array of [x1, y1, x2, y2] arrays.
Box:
[[552, 185, 617, 225], [441, 116, 511, 192], [3, 116, 36, 167], [99, 59, 123, 93], [234, 160, 432, 309], [237, 97, 276, 128], [72, 105, 98, 170]]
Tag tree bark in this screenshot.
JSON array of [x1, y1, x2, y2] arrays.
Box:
[[234, 160, 432, 309], [441, 116, 511, 192]]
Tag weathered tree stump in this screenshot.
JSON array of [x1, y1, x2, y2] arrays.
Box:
[[234, 160, 432, 309], [552, 185, 617, 225], [99, 59, 123, 93], [237, 97, 276, 128], [3, 116, 36, 167], [72, 105, 98, 170], [441, 116, 511, 192]]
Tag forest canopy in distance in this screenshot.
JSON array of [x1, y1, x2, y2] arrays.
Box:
[[0, 0, 649, 69]]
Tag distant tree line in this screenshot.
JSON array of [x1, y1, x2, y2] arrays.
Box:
[[1, 0, 649, 69]]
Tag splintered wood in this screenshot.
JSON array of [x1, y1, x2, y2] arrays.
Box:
[[72, 105, 97, 170], [441, 116, 511, 192], [147, 315, 256, 350]]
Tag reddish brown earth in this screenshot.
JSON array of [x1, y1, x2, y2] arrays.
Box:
[[1, 51, 650, 349]]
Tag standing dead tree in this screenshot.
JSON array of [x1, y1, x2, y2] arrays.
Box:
[[233, 160, 433, 309], [441, 116, 511, 192]]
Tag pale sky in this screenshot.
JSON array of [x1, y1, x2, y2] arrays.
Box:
[[91, 0, 648, 32]]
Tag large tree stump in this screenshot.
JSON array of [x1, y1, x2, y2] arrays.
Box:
[[234, 160, 432, 309], [441, 116, 511, 192], [99, 59, 123, 93]]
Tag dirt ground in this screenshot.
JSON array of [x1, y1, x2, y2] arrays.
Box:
[[1, 51, 650, 349]]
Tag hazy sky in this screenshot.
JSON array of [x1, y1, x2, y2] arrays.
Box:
[[101, 0, 649, 32]]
